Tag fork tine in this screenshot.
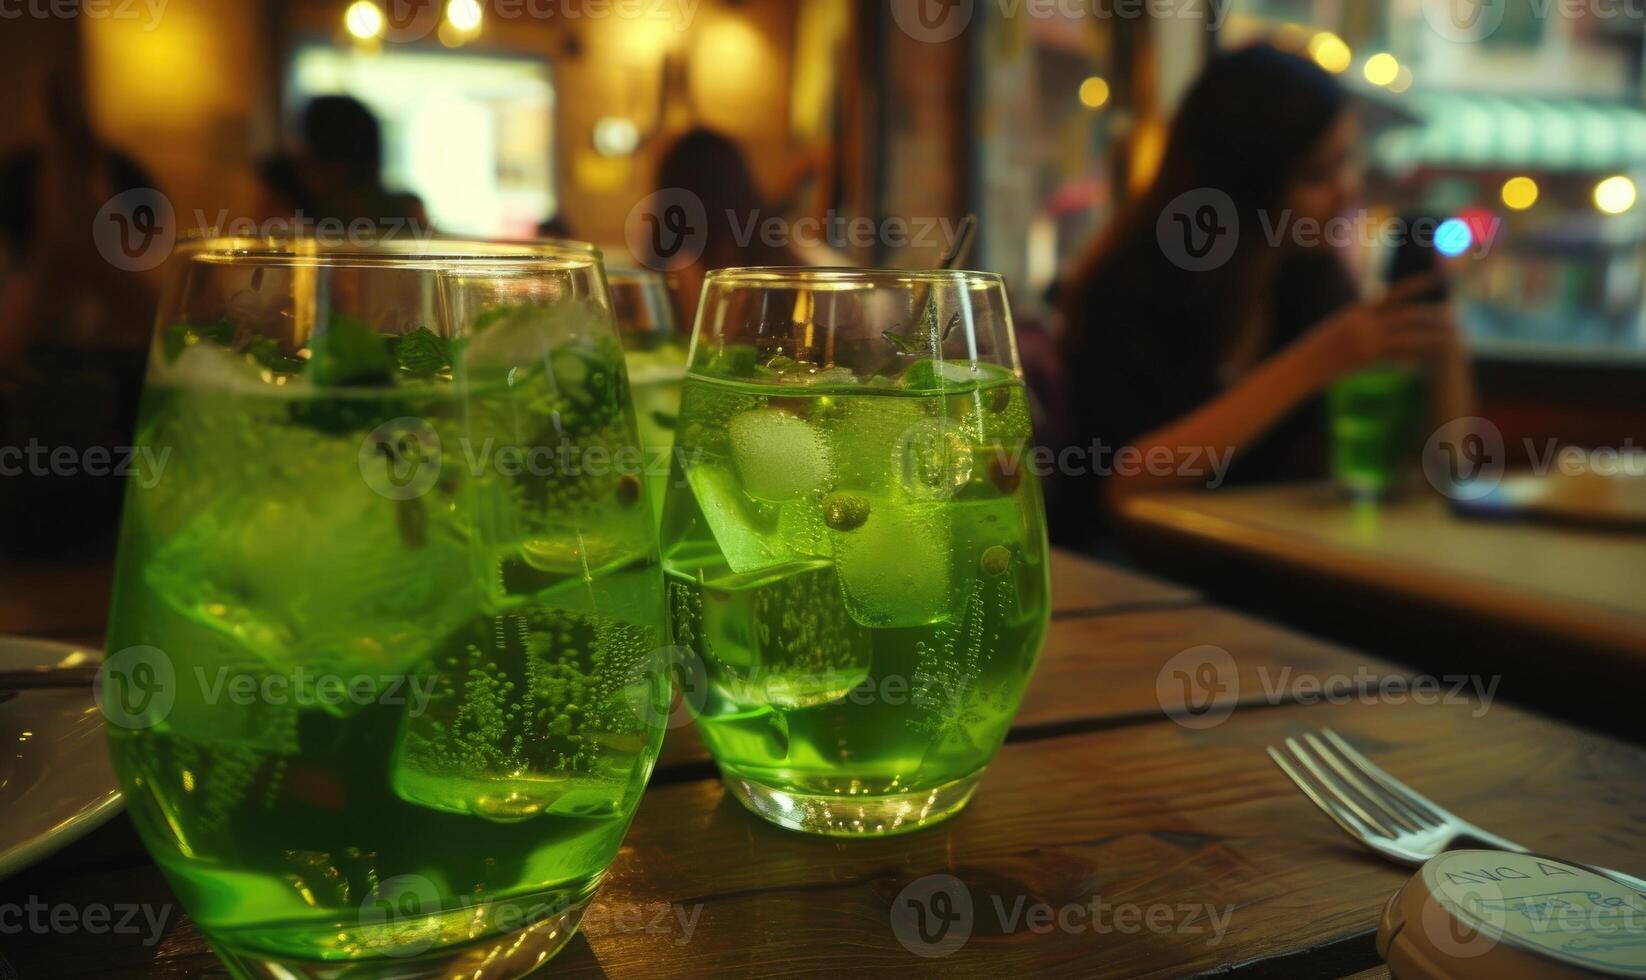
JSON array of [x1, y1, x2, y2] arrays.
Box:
[[1267, 745, 1385, 845], [1321, 728, 1449, 825], [1303, 732, 1429, 832], [1281, 736, 1396, 838]]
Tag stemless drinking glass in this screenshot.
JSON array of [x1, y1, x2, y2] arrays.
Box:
[[100, 236, 670, 978], [1329, 365, 1428, 498], [660, 268, 1050, 836], [607, 264, 687, 526]]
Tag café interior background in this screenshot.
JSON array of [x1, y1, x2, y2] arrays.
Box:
[[2, 0, 1644, 512]]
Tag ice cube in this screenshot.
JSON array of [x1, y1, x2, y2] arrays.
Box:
[[691, 561, 871, 709], [833, 501, 952, 628], [148, 478, 479, 696], [729, 408, 830, 502], [460, 300, 610, 384], [686, 462, 794, 575], [151, 340, 276, 394], [115, 563, 303, 757], [821, 395, 932, 492]]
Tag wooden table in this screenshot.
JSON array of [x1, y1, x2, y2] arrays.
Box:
[[5, 550, 1644, 978], [1118, 484, 1646, 659], [1117, 483, 1646, 735]]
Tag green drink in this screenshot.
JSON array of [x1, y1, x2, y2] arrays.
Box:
[[609, 266, 686, 526], [101, 239, 668, 978], [660, 268, 1049, 836], [627, 347, 687, 524], [1329, 364, 1427, 498]]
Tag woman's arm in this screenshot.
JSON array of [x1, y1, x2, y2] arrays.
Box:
[[1105, 277, 1463, 503]]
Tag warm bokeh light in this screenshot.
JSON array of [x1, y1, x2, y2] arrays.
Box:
[[1388, 65, 1413, 94], [446, 0, 482, 32], [344, 1, 383, 40], [1128, 116, 1167, 194], [1078, 76, 1110, 110], [1501, 176, 1539, 210], [1308, 32, 1351, 74], [1594, 175, 1637, 214], [593, 116, 641, 157], [1363, 53, 1399, 87], [692, 17, 779, 132]]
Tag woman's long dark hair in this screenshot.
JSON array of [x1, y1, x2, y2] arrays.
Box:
[[1051, 45, 1353, 547], [1063, 46, 1350, 369]]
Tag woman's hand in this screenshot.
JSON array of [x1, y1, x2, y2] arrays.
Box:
[[1295, 273, 1460, 387], [1106, 273, 1474, 504]]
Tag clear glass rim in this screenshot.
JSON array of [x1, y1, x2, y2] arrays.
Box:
[[175, 233, 602, 270], [604, 263, 669, 284], [705, 266, 1005, 289]]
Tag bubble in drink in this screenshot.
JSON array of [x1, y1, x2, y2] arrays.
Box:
[[391, 606, 652, 822], [897, 418, 975, 500], [673, 560, 871, 709]]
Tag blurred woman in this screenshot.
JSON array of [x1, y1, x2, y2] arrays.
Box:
[[1052, 45, 1472, 549], [0, 74, 156, 558], [653, 129, 830, 326], [251, 96, 428, 231]]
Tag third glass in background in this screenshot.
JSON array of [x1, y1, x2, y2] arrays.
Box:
[[1328, 364, 1428, 499], [660, 268, 1050, 838], [608, 266, 688, 525]]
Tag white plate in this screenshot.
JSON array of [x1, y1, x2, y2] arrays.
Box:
[[0, 637, 124, 878]]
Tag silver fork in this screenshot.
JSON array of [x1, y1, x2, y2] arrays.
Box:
[[1269, 728, 1646, 893]]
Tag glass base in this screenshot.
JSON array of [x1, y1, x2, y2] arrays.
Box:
[[208, 894, 591, 980], [724, 769, 983, 837]]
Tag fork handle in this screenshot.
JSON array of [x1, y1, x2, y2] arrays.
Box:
[[1460, 827, 1531, 854]]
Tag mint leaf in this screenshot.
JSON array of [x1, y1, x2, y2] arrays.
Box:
[[309, 314, 393, 387], [196, 319, 236, 346], [395, 327, 452, 378], [161, 323, 190, 363], [247, 337, 306, 375]]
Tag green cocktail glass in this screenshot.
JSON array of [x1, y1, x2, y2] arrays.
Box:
[[99, 237, 670, 978], [608, 265, 687, 527], [1328, 364, 1428, 498], [660, 268, 1049, 836]]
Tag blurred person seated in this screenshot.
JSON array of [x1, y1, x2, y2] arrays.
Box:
[[252, 95, 428, 231], [0, 73, 156, 560], [1050, 46, 1473, 551], [0, 74, 157, 367], [653, 128, 843, 326], [536, 214, 576, 240]]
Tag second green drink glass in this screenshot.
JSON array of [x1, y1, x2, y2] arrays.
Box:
[[661, 268, 1050, 836]]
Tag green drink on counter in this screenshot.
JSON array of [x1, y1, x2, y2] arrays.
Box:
[[660, 269, 1049, 837], [1329, 364, 1427, 498]]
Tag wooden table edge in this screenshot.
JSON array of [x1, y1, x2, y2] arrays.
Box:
[[1118, 493, 1646, 662]]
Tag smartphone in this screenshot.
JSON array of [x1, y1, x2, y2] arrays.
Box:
[[1386, 211, 1450, 302]]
